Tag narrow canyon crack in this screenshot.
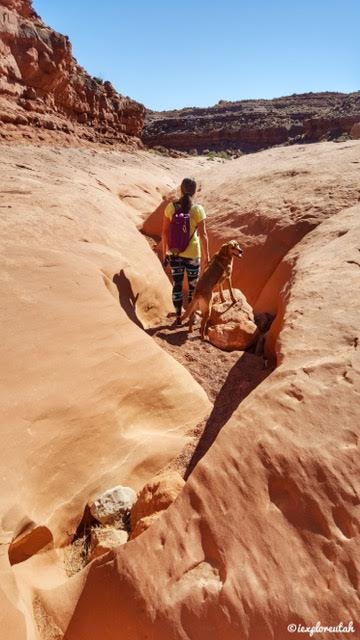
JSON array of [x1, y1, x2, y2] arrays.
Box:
[[147, 321, 273, 478]]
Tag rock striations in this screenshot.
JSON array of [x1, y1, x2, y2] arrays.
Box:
[[143, 91, 360, 153], [0, 0, 145, 144]]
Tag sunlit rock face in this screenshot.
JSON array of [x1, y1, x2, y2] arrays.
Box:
[[0, 0, 145, 144]]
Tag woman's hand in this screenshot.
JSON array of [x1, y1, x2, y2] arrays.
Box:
[[198, 220, 210, 271]]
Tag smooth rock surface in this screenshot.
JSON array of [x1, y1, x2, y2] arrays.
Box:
[[1, 135, 360, 639], [44, 202, 360, 640]]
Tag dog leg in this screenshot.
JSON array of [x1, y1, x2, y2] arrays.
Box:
[[181, 303, 192, 323], [200, 310, 210, 340], [219, 281, 225, 303], [188, 312, 195, 333], [228, 277, 237, 303], [182, 298, 199, 333]]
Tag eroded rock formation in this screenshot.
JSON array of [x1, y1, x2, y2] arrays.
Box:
[[143, 91, 360, 152], [0, 0, 145, 143], [0, 93, 360, 638], [39, 148, 360, 640]]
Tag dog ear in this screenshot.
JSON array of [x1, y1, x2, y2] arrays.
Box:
[[224, 243, 232, 258], [218, 243, 228, 258]]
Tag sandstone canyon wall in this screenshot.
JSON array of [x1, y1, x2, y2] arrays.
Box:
[[143, 91, 360, 153], [0, 140, 354, 640], [0, 144, 213, 639], [38, 147, 360, 640], [0, 0, 144, 144]]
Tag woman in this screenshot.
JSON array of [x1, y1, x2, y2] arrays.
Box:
[[162, 177, 210, 326]]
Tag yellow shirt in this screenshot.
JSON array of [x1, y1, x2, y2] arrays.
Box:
[[165, 202, 206, 259]]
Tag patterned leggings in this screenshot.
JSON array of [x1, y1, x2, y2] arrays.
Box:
[[169, 255, 200, 316]]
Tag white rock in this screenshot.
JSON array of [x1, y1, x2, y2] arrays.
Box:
[[88, 485, 136, 525]]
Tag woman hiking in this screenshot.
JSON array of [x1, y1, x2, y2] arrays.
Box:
[[161, 177, 210, 326]]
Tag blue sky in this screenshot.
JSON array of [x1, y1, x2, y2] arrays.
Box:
[[33, 0, 359, 111]]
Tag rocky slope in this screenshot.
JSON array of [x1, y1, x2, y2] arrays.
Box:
[[143, 91, 360, 152], [0, 0, 144, 145]]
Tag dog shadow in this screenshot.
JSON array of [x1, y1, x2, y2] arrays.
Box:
[[184, 352, 273, 479], [113, 269, 144, 330]]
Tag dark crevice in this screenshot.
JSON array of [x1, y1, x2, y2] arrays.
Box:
[[184, 353, 273, 478]]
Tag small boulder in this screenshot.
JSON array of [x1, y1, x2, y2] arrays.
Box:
[[89, 526, 128, 560], [207, 289, 258, 351], [130, 471, 185, 536], [88, 485, 136, 526]]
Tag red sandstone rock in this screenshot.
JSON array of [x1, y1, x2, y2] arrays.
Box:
[[207, 290, 258, 351], [1, 133, 360, 639], [130, 471, 185, 535], [0, 0, 145, 144], [130, 513, 162, 540], [42, 196, 360, 640]]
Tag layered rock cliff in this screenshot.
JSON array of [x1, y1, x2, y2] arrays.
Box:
[[143, 91, 360, 152], [0, 0, 145, 144]]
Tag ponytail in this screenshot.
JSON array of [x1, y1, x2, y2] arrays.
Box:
[[176, 177, 197, 213], [177, 193, 193, 213]]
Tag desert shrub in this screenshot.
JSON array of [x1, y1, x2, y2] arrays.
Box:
[[207, 150, 231, 161]]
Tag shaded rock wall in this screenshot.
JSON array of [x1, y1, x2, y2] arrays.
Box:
[[0, 0, 145, 144], [143, 91, 360, 152]]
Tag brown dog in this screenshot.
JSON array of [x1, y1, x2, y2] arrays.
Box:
[[181, 240, 243, 338]]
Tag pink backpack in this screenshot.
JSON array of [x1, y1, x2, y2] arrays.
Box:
[[168, 203, 194, 255]]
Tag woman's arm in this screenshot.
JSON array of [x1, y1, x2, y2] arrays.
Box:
[[197, 220, 210, 267], [161, 215, 170, 261]]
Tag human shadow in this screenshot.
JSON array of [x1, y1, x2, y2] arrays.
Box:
[[184, 352, 273, 479], [113, 269, 144, 330], [146, 320, 190, 346], [154, 328, 189, 346]]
